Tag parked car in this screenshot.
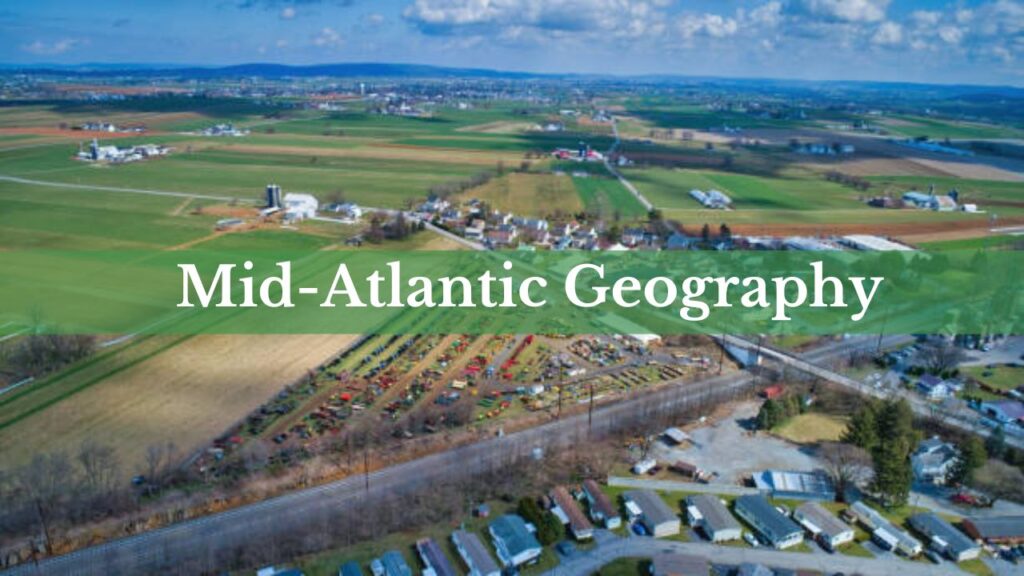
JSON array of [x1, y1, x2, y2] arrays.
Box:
[[743, 532, 760, 547], [631, 522, 647, 536], [555, 541, 576, 556]]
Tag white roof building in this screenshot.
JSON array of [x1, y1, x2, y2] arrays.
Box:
[[283, 193, 318, 221]]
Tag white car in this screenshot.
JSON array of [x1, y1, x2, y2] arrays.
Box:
[[743, 532, 760, 547]]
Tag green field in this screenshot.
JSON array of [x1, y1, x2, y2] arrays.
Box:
[[877, 115, 1024, 140]]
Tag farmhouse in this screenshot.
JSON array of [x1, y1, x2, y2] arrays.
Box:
[[416, 538, 457, 576], [649, 553, 710, 576], [917, 375, 953, 400], [847, 500, 922, 557], [488, 514, 542, 568], [734, 495, 803, 550], [283, 193, 318, 221], [623, 489, 680, 538], [911, 437, 959, 485], [909, 513, 980, 562], [582, 479, 621, 529], [962, 516, 1024, 545], [451, 530, 500, 576], [685, 494, 742, 543], [793, 502, 854, 551], [549, 486, 594, 540]]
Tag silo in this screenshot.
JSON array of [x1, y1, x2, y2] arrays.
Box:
[[266, 184, 282, 208]]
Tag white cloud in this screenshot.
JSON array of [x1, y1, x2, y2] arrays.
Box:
[[677, 13, 738, 40], [790, 0, 890, 23], [280, 6, 296, 19], [21, 38, 81, 55], [938, 25, 964, 45], [312, 26, 343, 47], [872, 21, 902, 46], [364, 12, 385, 26]]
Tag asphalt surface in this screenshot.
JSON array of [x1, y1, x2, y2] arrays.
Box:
[[4, 336, 884, 576]]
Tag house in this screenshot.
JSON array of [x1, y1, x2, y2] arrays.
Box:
[[374, 551, 412, 576], [649, 553, 709, 576], [665, 232, 696, 250], [734, 495, 803, 549], [847, 500, 922, 556], [980, 400, 1024, 426], [582, 479, 621, 529], [283, 193, 318, 221], [621, 228, 646, 247], [549, 486, 594, 540], [761, 384, 785, 400], [623, 490, 680, 538], [736, 564, 773, 576], [917, 374, 952, 399], [339, 561, 363, 576], [463, 219, 486, 240], [419, 195, 449, 214], [488, 514, 542, 568], [451, 530, 500, 576], [685, 494, 742, 543], [962, 516, 1024, 545], [752, 470, 835, 501], [911, 437, 959, 485], [793, 502, 854, 551], [909, 513, 980, 562], [416, 538, 456, 576]]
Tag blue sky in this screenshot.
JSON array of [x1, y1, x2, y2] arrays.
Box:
[[3, 0, 1023, 85]]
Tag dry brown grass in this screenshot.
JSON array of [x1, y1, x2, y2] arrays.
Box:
[[0, 334, 358, 474], [458, 172, 582, 217], [216, 142, 525, 166]]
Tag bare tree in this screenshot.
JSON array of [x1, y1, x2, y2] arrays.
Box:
[[819, 441, 872, 502], [917, 341, 965, 374], [77, 440, 120, 496]]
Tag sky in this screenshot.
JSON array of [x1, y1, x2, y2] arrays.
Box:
[[2, 0, 1023, 86]]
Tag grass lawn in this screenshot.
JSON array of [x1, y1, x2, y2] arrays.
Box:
[[837, 541, 875, 558], [958, 557, 995, 576], [461, 171, 583, 217], [918, 235, 1023, 252], [591, 557, 648, 576], [773, 413, 850, 444], [962, 364, 1024, 392]]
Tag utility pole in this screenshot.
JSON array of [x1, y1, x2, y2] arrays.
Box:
[[718, 333, 726, 375], [587, 382, 594, 432], [557, 367, 564, 420], [363, 443, 370, 492]]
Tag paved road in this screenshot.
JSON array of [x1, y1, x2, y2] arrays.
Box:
[[3, 336, 879, 575], [543, 532, 964, 576], [0, 174, 257, 203], [603, 119, 653, 212], [720, 335, 1024, 450]]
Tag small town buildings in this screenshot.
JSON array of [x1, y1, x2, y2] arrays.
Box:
[[581, 479, 621, 529], [734, 495, 804, 549], [416, 538, 457, 576], [374, 551, 412, 576], [649, 553, 709, 576], [962, 516, 1024, 545], [623, 490, 681, 538], [549, 486, 594, 540], [488, 514, 542, 568], [793, 502, 854, 551], [917, 374, 953, 400], [323, 202, 363, 221], [752, 470, 835, 501], [685, 494, 742, 543], [451, 529, 500, 576], [980, 400, 1024, 426], [283, 193, 318, 221], [847, 501, 922, 557], [911, 437, 959, 485], [909, 513, 981, 562]]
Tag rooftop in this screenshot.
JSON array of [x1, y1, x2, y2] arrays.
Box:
[[686, 494, 741, 533]]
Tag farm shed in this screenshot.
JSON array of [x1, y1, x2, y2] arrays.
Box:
[[752, 469, 835, 501], [650, 553, 709, 576], [488, 514, 542, 568], [734, 495, 803, 550], [685, 494, 742, 543], [623, 489, 680, 538], [662, 427, 690, 445], [908, 513, 980, 562], [962, 516, 1024, 545], [451, 530, 500, 576], [793, 502, 854, 551], [549, 486, 594, 540], [582, 479, 621, 529]]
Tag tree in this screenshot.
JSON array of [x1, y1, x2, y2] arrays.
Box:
[[719, 223, 732, 242], [985, 425, 1007, 460], [869, 399, 917, 508], [819, 442, 872, 502], [516, 497, 562, 545], [950, 436, 987, 485], [701, 223, 711, 245], [756, 400, 782, 430], [916, 341, 965, 375], [842, 402, 879, 451]]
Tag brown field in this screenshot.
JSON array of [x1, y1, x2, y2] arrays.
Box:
[[0, 127, 154, 140], [798, 157, 951, 178], [727, 215, 1024, 240], [0, 108, 203, 130], [0, 334, 359, 474], [216, 142, 525, 166], [458, 172, 583, 217], [455, 120, 534, 134]]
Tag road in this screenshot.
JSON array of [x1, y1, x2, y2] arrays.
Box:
[[0, 174, 258, 203], [603, 119, 653, 212], [721, 334, 1024, 450], [543, 531, 964, 576], [2, 336, 879, 576]]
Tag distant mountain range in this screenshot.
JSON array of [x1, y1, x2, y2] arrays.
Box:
[[2, 62, 1023, 97]]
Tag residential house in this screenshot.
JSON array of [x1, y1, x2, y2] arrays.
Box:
[[685, 494, 742, 543], [621, 228, 646, 247], [549, 486, 594, 540], [451, 530, 500, 576], [339, 561, 363, 576], [416, 538, 456, 576], [980, 400, 1024, 426], [909, 513, 980, 562], [374, 551, 412, 576], [962, 516, 1024, 545], [847, 501, 922, 557], [649, 553, 709, 576], [911, 437, 959, 485], [581, 479, 621, 529], [623, 490, 680, 538], [488, 514, 542, 568], [734, 495, 803, 550], [793, 502, 854, 551], [917, 374, 952, 399]]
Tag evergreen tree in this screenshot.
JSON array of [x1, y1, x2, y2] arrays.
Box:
[[950, 436, 987, 485], [756, 400, 781, 430], [985, 426, 1007, 460], [701, 223, 711, 245], [842, 402, 879, 451], [869, 399, 917, 508]]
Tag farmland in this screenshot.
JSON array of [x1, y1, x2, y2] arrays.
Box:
[[459, 171, 583, 217]]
